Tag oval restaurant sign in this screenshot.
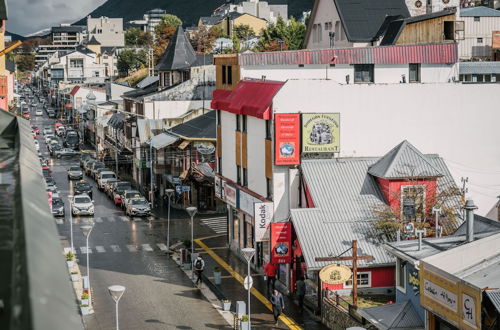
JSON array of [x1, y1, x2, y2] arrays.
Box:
[[319, 264, 352, 285]]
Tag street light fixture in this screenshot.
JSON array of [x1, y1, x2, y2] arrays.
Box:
[[241, 247, 256, 326], [68, 194, 74, 253], [81, 224, 94, 307], [108, 285, 126, 330], [165, 188, 175, 254], [186, 206, 197, 278]]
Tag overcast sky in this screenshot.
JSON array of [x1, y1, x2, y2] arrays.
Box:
[[6, 0, 107, 36]]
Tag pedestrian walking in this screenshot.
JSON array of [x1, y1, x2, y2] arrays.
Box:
[[193, 255, 205, 286], [296, 276, 306, 312], [264, 262, 277, 295], [270, 289, 285, 326]]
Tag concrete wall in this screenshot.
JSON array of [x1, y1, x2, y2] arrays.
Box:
[[272, 80, 500, 216], [109, 82, 134, 100], [246, 116, 267, 197], [143, 100, 204, 120], [220, 110, 237, 181], [459, 16, 500, 59]]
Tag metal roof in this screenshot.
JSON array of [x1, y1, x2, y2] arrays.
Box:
[[358, 300, 424, 330], [459, 61, 500, 74], [461, 6, 500, 17], [136, 75, 159, 89], [485, 290, 500, 313], [147, 132, 179, 150], [368, 140, 443, 179], [137, 119, 168, 144], [95, 114, 112, 127], [155, 26, 197, 71], [169, 111, 216, 140]]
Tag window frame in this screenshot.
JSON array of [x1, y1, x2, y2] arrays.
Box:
[[237, 165, 242, 185], [243, 167, 248, 187], [354, 64, 374, 83], [400, 185, 426, 222], [266, 178, 273, 200], [222, 65, 227, 84], [227, 65, 233, 85], [396, 258, 407, 294], [242, 115, 247, 133], [477, 37, 483, 44], [265, 120, 272, 140], [409, 63, 421, 83], [344, 271, 372, 288]]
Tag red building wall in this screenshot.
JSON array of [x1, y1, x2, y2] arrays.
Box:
[[377, 177, 437, 215], [322, 266, 395, 291]]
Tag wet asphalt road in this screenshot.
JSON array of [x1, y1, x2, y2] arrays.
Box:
[[30, 105, 228, 329]]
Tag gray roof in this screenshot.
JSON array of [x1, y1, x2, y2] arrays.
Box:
[[486, 290, 500, 313], [136, 75, 159, 89], [334, 0, 410, 42], [368, 140, 443, 179], [358, 301, 424, 330], [155, 26, 197, 71], [199, 16, 224, 26], [460, 61, 500, 75], [194, 53, 214, 67], [453, 214, 500, 236], [459, 254, 500, 289], [51, 26, 85, 34], [148, 132, 179, 150], [461, 6, 500, 17], [87, 35, 101, 45], [169, 111, 216, 140]]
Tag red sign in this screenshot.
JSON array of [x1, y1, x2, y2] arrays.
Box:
[[271, 222, 292, 264], [275, 114, 300, 165]]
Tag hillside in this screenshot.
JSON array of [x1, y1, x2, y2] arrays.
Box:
[[6, 31, 26, 42], [74, 0, 313, 26]]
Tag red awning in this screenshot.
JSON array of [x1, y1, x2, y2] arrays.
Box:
[[211, 80, 285, 120]]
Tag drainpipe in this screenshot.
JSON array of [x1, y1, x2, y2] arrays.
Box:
[[464, 199, 477, 243]]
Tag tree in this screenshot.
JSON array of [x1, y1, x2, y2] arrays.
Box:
[[125, 28, 141, 47], [16, 54, 35, 72], [137, 31, 153, 47], [153, 14, 183, 63], [190, 25, 213, 53], [117, 49, 147, 75], [160, 14, 182, 28], [257, 17, 306, 52], [234, 24, 255, 41], [208, 25, 227, 39]]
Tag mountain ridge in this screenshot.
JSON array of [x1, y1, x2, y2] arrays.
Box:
[[74, 0, 313, 27]]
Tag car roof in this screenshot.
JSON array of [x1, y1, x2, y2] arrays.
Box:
[[100, 171, 115, 174], [74, 193, 90, 198]]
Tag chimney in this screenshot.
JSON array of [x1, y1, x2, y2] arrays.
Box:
[[463, 199, 478, 243]]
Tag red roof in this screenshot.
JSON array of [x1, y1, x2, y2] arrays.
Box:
[[69, 86, 80, 96], [211, 80, 285, 120]]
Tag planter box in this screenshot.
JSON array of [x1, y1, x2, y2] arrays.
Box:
[[81, 298, 89, 305], [222, 301, 231, 311], [67, 260, 74, 268], [214, 271, 222, 285], [240, 321, 250, 330], [71, 274, 79, 282], [80, 306, 90, 315]]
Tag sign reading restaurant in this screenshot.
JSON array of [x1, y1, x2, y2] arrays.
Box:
[[302, 113, 340, 153]]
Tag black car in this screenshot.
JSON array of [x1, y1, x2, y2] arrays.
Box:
[[47, 109, 56, 118], [51, 197, 65, 217], [64, 132, 79, 150], [50, 143, 62, 156], [56, 148, 80, 159], [74, 180, 93, 198]]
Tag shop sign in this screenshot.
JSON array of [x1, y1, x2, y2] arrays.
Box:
[[215, 176, 222, 199], [302, 113, 340, 153], [409, 269, 420, 295], [423, 279, 457, 311], [271, 222, 292, 264], [239, 190, 261, 216], [194, 142, 216, 155], [255, 202, 273, 242], [462, 293, 476, 326], [275, 113, 300, 165], [319, 264, 352, 285], [223, 183, 238, 208]]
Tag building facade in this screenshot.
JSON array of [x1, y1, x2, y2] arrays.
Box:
[[459, 6, 500, 59], [86, 16, 125, 47]]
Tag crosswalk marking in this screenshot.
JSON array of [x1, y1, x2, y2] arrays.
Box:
[[55, 219, 64, 225], [120, 216, 129, 222], [126, 245, 137, 252], [95, 218, 103, 223], [80, 247, 92, 254], [110, 245, 122, 252], [142, 244, 153, 251], [107, 216, 115, 222], [157, 243, 168, 251], [200, 216, 227, 234], [95, 246, 106, 253]]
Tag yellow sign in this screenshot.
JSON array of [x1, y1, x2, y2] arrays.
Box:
[[302, 113, 340, 153], [319, 264, 352, 285]]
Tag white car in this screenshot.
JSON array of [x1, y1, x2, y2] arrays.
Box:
[[43, 128, 53, 135], [44, 134, 56, 144], [35, 109, 43, 116], [97, 171, 117, 190], [33, 139, 40, 151], [71, 194, 94, 216]]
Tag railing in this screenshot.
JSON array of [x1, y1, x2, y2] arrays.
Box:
[[323, 292, 365, 324]]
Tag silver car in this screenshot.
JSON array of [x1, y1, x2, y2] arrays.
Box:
[[67, 166, 83, 180], [71, 194, 94, 216], [125, 197, 151, 217]]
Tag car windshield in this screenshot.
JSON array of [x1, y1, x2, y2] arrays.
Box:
[[76, 182, 90, 190], [75, 197, 91, 204], [52, 198, 63, 207], [53, 145, 62, 150], [126, 191, 140, 198], [69, 167, 80, 171], [116, 183, 131, 192], [131, 199, 148, 205], [102, 173, 115, 179]]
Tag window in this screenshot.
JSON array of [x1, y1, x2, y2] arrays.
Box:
[[401, 185, 426, 222], [69, 59, 83, 68], [345, 272, 371, 288], [396, 258, 407, 293], [485, 74, 491, 82], [354, 64, 374, 83], [218, 157, 222, 174], [266, 178, 273, 200], [237, 165, 241, 185], [243, 168, 248, 187], [409, 63, 421, 83], [443, 21, 454, 41], [477, 38, 483, 43], [93, 71, 100, 77], [474, 16, 480, 22], [317, 23, 323, 42], [222, 65, 227, 84], [242, 115, 247, 132], [227, 65, 233, 85], [165, 72, 171, 87], [265, 120, 272, 140], [236, 114, 241, 131], [216, 110, 221, 125]]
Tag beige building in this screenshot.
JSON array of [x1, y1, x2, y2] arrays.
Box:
[[87, 16, 124, 47]]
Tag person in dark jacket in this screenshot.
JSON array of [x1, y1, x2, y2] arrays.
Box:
[[193, 256, 205, 286], [296, 276, 306, 312], [270, 289, 285, 326]]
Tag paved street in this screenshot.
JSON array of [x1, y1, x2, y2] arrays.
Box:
[[32, 111, 229, 330]]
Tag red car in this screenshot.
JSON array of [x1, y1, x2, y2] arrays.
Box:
[[42, 166, 51, 178], [32, 126, 40, 135], [113, 192, 122, 206]]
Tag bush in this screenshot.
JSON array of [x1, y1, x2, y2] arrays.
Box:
[[81, 293, 89, 299], [66, 251, 74, 261], [71, 271, 78, 275], [241, 315, 249, 322]]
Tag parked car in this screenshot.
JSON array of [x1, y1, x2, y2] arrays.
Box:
[[45, 177, 57, 188], [46, 185, 59, 198], [51, 197, 65, 217], [44, 133, 56, 144], [70, 194, 94, 216], [47, 109, 56, 118], [32, 126, 40, 135], [42, 166, 51, 178], [33, 139, 39, 151], [47, 139, 59, 151], [90, 162, 106, 180], [67, 166, 83, 180], [97, 171, 117, 190], [56, 126, 65, 137], [56, 148, 80, 159], [74, 180, 93, 198], [80, 154, 94, 168], [64, 131, 79, 150], [35, 108, 43, 116], [84, 160, 95, 176], [125, 197, 151, 217], [120, 190, 141, 210], [112, 182, 132, 206], [43, 127, 53, 135], [103, 178, 120, 196]]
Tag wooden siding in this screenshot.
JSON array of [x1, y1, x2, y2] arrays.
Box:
[[242, 132, 248, 168], [265, 139, 272, 179], [235, 131, 242, 166], [396, 15, 456, 45], [214, 54, 240, 90], [217, 125, 222, 157]]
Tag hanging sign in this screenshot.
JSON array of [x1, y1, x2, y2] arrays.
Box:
[[275, 113, 300, 165], [254, 202, 273, 242], [302, 113, 340, 153], [271, 222, 292, 264], [319, 264, 352, 285]]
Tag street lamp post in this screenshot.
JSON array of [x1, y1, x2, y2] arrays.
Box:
[[165, 188, 175, 253], [81, 224, 94, 307], [186, 206, 197, 278], [241, 247, 256, 326], [149, 140, 154, 208], [68, 195, 74, 253], [108, 285, 126, 330]]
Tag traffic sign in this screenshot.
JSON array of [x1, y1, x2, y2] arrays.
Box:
[[244, 276, 253, 290]]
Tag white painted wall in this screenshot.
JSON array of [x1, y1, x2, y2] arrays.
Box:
[[272, 80, 500, 216], [220, 110, 237, 182], [144, 100, 205, 120], [306, 0, 352, 49], [246, 116, 267, 197], [459, 16, 500, 59]]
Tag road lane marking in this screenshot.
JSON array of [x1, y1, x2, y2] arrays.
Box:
[[195, 238, 302, 330], [80, 247, 92, 254], [142, 244, 153, 251], [55, 219, 64, 225], [126, 245, 137, 252], [120, 216, 129, 222], [157, 243, 168, 251], [107, 217, 115, 222], [110, 245, 122, 252], [95, 246, 106, 253]]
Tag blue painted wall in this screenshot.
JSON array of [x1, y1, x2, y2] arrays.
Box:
[[396, 263, 425, 321]]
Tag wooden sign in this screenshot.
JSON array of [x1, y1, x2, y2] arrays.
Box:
[[319, 264, 352, 285]]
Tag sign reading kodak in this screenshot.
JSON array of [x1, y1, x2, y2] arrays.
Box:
[[302, 113, 340, 153]]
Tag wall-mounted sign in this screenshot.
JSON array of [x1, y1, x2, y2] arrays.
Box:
[[223, 182, 238, 208], [271, 222, 292, 264], [194, 142, 216, 155], [409, 270, 420, 295], [462, 293, 476, 326], [302, 113, 340, 153], [423, 279, 457, 311], [239, 190, 261, 216], [319, 264, 352, 285], [275, 113, 300, 165], [255, 202, 273, 242]]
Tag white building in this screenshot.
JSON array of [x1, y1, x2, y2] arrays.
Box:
[[459, 6, 500, 59], [86, 16, 125, 47], [213, 0, 287, 24], [48, 47, 107, 84], [129, 8, 167, 34]]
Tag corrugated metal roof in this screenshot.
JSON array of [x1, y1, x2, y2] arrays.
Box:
[[136, 75, 159, 89], [461, 6, 500, 17], [148, 132, 179, 150], [459, 61, 500, 74], [239, 43, 458, 66], [155, 26, 197, 71], [486, 290, 500, 313], [358, 301, 424, 330], [137, 119, 168, 144], [368, 140, 443, 179], [95, 114, 112, 127]]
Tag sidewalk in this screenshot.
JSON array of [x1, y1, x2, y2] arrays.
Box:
[[190, 234, 328, 330]]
